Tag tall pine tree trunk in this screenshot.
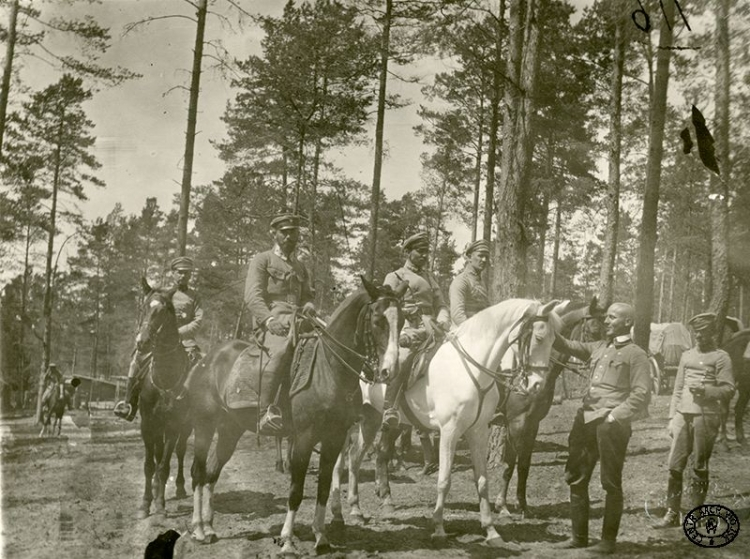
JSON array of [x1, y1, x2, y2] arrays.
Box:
[[598, 0, 626, 307], [551, 200, 562, 297], [368, 0, 392, 279], [633, 1, 675, 349], [472, 98, 484, 242], [493, 0, 539, 301], [176, 0, 207, 255], [709, 0, 730, 341], [484, 0, 504, 243], [0, 0, 19, 158]]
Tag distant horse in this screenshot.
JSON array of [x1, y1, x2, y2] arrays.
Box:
[[718, 329, 750, 443], [188, 278, 405, 552], [135, 279, 193, 519], [494, 298, 606, 518], [39, 378, 81, 437], [333, 299, 563, 545]]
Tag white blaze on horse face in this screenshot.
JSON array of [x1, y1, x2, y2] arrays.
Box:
[[527, 319, 555, 382], [380, 304, 401, 381]]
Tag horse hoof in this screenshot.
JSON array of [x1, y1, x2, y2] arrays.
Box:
[[495, 506, 512, 519], [136, 509, 149, 520], [175, 488, 188, 500], [315, 540, 331, 555], [430, 533, 447, 546], [380, 503, 396, 517], [275, 462, 285, 474], [205, 533, 218, 544], [349, 513, 365, 526], [421, 462, 439, 476], [486, 535, 506, 548]]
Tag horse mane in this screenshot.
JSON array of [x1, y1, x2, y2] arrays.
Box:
[[454, 298, 537, 339], [327, 290, 369, 328]]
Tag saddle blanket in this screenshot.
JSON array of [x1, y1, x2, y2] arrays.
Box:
[[224, 344, 263, 409]]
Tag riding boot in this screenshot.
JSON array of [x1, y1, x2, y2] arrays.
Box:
[[653, 472, 682, 528], [382, 372, 406, 429], [600, 491, 623, 545], [689, 478, 709, 510], [258, 367, 284, 436], [177, 349, 202, 400], [489, 379, 508, 426], [558, 486, 589, 548], [113, 377, 140, 422]]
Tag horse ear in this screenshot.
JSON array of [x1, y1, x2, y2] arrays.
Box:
[[538, 299, 564, 316], [360, 275, 380, 301], [551, 299, 570, 316], [141, 276, 152, 295]]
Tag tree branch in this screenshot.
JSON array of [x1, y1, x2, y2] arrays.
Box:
[[123, 15, 197, 36]]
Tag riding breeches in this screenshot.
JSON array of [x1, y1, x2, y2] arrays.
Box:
[[667, 412, 720, 483], [258, 330, 294, 411]]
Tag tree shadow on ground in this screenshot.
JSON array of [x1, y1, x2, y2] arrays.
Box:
[[530, 440, 568, 453], [212, 490, 285, 516]]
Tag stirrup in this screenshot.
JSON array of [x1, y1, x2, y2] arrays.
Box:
[[382, 408, 400, 429], [489, 412, 505, 426], [113, 401, 135, 422], [258, 407, 285, 437]]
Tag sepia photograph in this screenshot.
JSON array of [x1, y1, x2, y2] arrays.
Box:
[[1, 0, 750, 557]]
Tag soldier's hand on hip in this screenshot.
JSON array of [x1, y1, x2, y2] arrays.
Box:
[[301, 301, 317, 317]]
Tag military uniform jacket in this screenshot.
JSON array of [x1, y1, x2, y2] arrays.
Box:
[[449, 266, 490, 326], [384, 262, 449, 324], [669, 347, 734, 417], [172, 287, 203, 348], [555, 337, 652, 423], [244, 246, 314, 327]]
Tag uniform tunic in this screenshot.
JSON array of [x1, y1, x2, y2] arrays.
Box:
[[667, 346, 734, 482], [384, 262, 449, 349], [449, 266, 490, 327], [173, 287, 203, 350]]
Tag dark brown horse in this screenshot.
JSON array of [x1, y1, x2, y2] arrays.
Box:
[[135, 280, 193, 519], [188, 278, 405, 552], [719, 329, 750, 443], [494, 297, 606, 518], [39, 378, 81, 437]]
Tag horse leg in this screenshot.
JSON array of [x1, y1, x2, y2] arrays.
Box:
[[432, 424, 459, 543], [330, 429, 350, 528], [312, 427, 348, 554], [191, 421, 214, 542], [275, 436, 285, 473], [175, 426, 190, 499], [465, 424, 504, 546], [201, 420, 243, 543], [515, 422, 540, 519], [154, 433, 178, 516], [349, 407, 380, 523], [494, 424, 517, 518], [139, 433, 156, 519], [735, 387, 750, 444], [280, 427, 316, 555], [419, 430, 438, 475], [375, 425, 399, 516]]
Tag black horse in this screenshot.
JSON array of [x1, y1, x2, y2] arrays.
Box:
[[188, 277, 405, 552], [134, 280, 193, 519], [719, 329, 750, 443], [39, 377, 81, 437], [494, 297, 606, 518]]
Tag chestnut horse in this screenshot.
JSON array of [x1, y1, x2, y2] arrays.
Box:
[[187, 278, 405, 554]]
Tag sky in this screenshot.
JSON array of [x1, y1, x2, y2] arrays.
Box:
[[10, 0, 596, 268]]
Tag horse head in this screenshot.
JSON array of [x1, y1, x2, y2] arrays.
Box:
[[137, 278, 179, 352], [360, 275, 407, 384], [513, 299, 565, 396]]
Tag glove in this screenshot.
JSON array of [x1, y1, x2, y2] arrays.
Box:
[[266, 317, 288, 337], [437, 318, 451, 332], [301, 301, 317, 317]]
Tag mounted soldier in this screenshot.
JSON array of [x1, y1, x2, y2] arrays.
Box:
[[244, 212, 316, 436], [381, 232, 450, 429], [114, 256, 204, 421], [40, 363, 64, 412], [449, 239, 490, 328]]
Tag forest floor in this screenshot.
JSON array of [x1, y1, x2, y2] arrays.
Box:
[[2, 395, 750, 558]]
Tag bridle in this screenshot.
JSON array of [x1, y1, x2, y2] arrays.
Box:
[[136, 293, 187, 394], [304, 293, 402, 385]]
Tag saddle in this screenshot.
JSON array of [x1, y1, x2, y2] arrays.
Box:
[[222, 342, 264, 409], [405, 332, 444, 390]]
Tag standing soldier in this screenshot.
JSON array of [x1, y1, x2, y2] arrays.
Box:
[[652, 312, 735, 528], [382, 232, 450, 428], [114, 256, 204, 421], [553, 303, 652, 554], [449, 239, 491, 328], [245, 212, 316, 436]]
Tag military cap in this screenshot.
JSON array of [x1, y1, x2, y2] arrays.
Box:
[[270, 213, 306, 230], [688, 312, 717, 332], [403, 232, 430, 251], [170, 256, 194, 271], [464, 239, 490, 256]]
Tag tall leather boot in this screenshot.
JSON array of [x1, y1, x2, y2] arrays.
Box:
[[689, 478, 709, 510], [555, 486, 589, 548], [652, 472, 682, 528], [382, 375, 404, 429], [599, 491, 623, 552], [178, 348, 203, 399]]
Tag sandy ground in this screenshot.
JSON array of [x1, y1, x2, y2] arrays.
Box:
[[2, 395, 750, 558]]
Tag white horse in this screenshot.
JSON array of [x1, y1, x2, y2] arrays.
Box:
[[330, 298, 564, 546]]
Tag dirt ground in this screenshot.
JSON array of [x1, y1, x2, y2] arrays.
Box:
[[2, 395, 750, 558]]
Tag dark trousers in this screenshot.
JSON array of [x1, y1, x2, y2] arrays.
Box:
[[565, 408, 632, 543], [666, 412, 720, 510], [259, 330, 293, 413]]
